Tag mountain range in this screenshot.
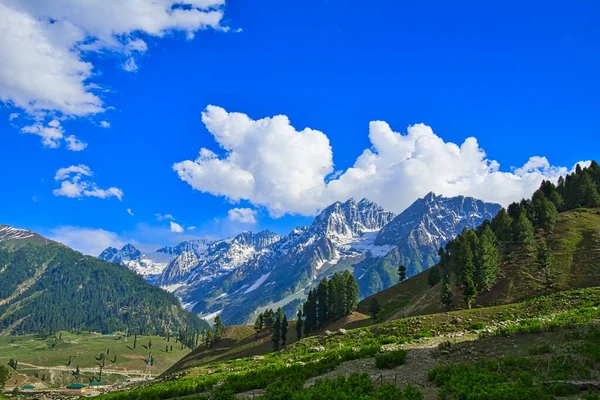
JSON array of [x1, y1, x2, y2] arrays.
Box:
[[0, 225, 207, 335], [99, 193, 500, 325]]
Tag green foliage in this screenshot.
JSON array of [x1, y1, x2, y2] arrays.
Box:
[[469, 321, 487, 330], [295, 310, 303, 340], [535, 239, 554, 288], [426, 266, 441, 288], [398, 264, 407, 282], [0, 365, 9, 389], [263, 373, 422, 400], [374, 350, 407, 369], [272, 308, 283, 351], [301, 272, 359, 335], [317, 278, 329, 327], [213, 316, 225, 341], [475, 226, 500, 292], [0, 243, 207, 335], [511, 208, 536, 251]]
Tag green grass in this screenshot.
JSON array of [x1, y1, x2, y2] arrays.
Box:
[[0, 331, 191, 387], [89, 287, 600, 400], [429, 327, 600, 399]]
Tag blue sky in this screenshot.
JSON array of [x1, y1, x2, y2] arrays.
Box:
[[1, 0, 598, 255]]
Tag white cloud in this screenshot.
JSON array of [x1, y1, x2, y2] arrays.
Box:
[[21, 119, 86, 150], [53, 164, 123, 201], [48, 226, 127, 256], [174, 106, 585, 216], [0, 0, 228, 144], [21, 120, 65, 148], [123, 57, 139, 73], [227, 207, 257, 224], [99, 121, 111, 128], [65, 135, 88, 151], [188, 226, 196, 230], [8, 112, 18, 121], [155, 213, 175, 221], [126, 208, 134, 216], [170, 221, 184, 233], [174, 105, 334, 217]]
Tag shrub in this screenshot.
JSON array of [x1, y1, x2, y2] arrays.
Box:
[[469, 321, 487, 330], [374, 350, 407, 369]]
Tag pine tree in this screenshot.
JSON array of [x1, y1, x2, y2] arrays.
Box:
[[536, 239, 554, 288], [532, 191, 559, 233], [272, 308, 282, 351], [317, 278, 329, 327], [343, 270, 359, 314], [303, 292, 316, 336], [263, 309, 275, 331], [475, 226, 500, 292], [254, 313, 264, 336], [281, 314, 288, 347], [327, 277, 338, 320], [398, 265, 407, 282], [511, 208, 536, 251], [296, 310, 303, 340], [213, 316, 225, 341], [331, 273, 346, 320], [440, 278, 453, 310], [205, 330, 214, 348], [459, 230, 477, 309]]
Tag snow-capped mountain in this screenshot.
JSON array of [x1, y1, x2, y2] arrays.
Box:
[[373, 192, 502, 276], [99, 244, 171, 284], [181, 198, 396, 324], [0, 225, 52, 246], [97, 194, 500, 325]]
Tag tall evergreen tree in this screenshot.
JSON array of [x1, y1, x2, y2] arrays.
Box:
[[327, 276, 338, 321], [317, 278, 329, 327], [296, 310, 303, 340], [492, 208, 513, 243], [511, 208, 536, 251], [459, 230, 477, 309], [281, 314, 288, 347], [343, 270, 359, 314], [303, 291, 316, 336], [272, 308, 282, 351], [398, 265, 407, 282], [475, 226, 500, 292], [536, 239, 554, 288], [263, 309, 275, 331], [331, 273, 346, 319], [213, 316, 225, 341], [440, 274, 453, 310], [254, 313, 264, 336]]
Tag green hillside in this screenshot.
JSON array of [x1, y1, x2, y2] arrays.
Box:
[[91, 287, 600, 400], [0, 239, 208, 336]]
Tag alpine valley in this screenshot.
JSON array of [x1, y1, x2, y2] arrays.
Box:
[[99, 193, 501, 325]]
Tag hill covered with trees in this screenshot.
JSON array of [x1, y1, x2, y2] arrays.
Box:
[[359, 161, 600, 320], [0, 233, 208, 336]]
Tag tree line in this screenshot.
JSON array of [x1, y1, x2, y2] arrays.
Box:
[[438, 160, 600, 309], [296, 271, 359, 339], [254, 308, 289, 350]]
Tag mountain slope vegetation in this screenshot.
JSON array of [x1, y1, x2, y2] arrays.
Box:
[[0, 231, 208, 335]]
